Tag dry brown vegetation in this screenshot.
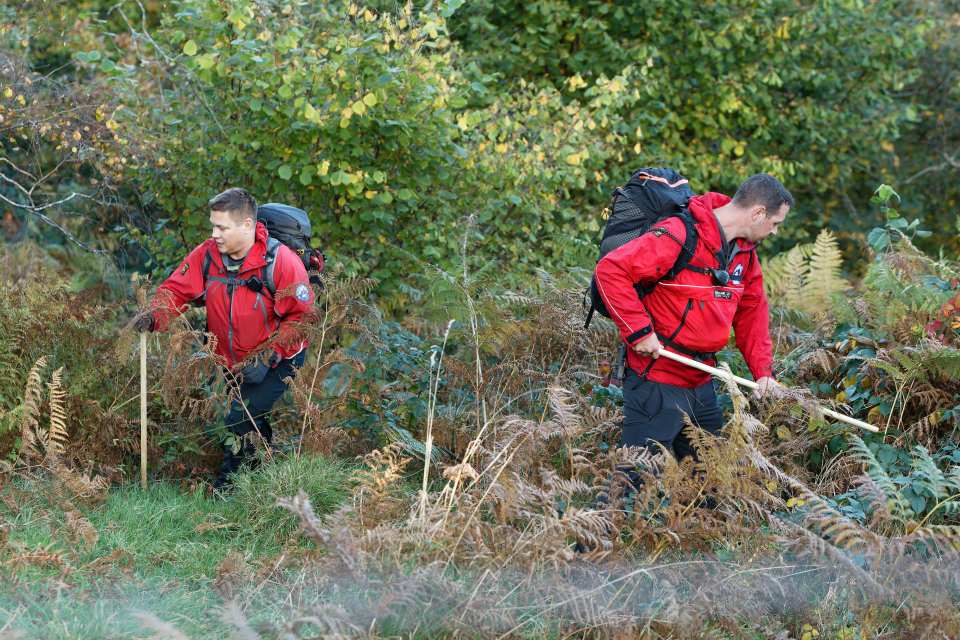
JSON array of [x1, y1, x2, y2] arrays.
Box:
[[2, 237, 960, 638]]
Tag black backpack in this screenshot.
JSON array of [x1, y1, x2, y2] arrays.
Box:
[[256, 203, 325, 290], [584, 168, 698, 329], [202, 203, 325, 298]]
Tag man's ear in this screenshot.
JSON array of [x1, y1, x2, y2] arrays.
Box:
[[751, 205, 767, 221]]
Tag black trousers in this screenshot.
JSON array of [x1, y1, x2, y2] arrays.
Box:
[[218, 350, 307, 478], [620, 368, 723, 460]]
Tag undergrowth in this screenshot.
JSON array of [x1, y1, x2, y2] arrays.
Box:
[[2, 207, 960, 638]]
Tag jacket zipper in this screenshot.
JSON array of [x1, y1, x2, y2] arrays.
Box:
[[227, 279, 238, 364]]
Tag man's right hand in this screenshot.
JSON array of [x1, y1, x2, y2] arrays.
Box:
[[631, 333, 661, 358], [132, 311, 155, 333]]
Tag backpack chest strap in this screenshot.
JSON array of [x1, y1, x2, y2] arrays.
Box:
[[201, 237, 282, 298]]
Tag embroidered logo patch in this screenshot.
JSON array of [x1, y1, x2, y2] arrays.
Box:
[[730, 264, 744, 284], [295, 284, 311, 302], [179, 262, 189, 276], [714, 290, 732, 300]]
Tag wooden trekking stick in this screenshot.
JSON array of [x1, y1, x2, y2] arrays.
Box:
[[140, 331, 148, 489], [656, 348, 879, 433]]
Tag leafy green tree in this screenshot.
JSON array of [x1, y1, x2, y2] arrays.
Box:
[[450, 0, 929, 249]]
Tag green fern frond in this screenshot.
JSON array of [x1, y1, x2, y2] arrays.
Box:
[[846, 434, 914, 521], [917, 345, 960, 381], [910, 445, 951, 500], [764, 244, 810, 308], [803, 229, 846, 311]]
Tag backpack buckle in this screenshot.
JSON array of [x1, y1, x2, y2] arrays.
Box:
[[245, 276, 264, 293]]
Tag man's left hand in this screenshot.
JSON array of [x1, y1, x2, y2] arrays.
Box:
[[265, 350, 282, 368], [753, 376, 784, 400]]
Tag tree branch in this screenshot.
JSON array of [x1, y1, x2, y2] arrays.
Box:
[[904, 150, 960, 185], [0, 176, 108, 254]]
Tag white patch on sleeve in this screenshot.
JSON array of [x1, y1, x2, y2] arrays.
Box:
[[295, 284, 311, 302]]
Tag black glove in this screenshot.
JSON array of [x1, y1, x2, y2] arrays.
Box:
[[238, 351, 281, 385], [132, 312, 155, 333], [266, 350, 282, 368], [238, 359, 269, 385]]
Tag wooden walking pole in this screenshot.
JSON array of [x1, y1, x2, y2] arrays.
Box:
[[140, 331, 148, 490], [656, 348, 879, 433]]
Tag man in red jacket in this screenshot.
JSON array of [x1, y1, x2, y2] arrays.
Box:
[[594, 173, 791, 462], [133, 188, 314, 488]]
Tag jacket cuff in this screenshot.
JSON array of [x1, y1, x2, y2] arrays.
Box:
[[625, 325, 653, 345]]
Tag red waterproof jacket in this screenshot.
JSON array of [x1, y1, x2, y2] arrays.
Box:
[[594, 192, 774, 388], [150, 222, 314, 368]]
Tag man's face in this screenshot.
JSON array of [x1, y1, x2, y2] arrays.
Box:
[[209, 209, 252, 255], [747, 203, 789, 243]]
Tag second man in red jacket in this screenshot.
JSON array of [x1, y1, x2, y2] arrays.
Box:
[[594, 174, 792, 460]]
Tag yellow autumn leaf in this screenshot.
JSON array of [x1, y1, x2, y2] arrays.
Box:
[[352, 100, 366, 116], [362, 92, 378, 107], [341, 105, 353, 119], [566, 74, 587, 90], [495, 143, 508, 154], [318, 160, 330, 176], [2, 87, 12, 98], [363, 8, 376, 22], [565, 152, 582, 166]]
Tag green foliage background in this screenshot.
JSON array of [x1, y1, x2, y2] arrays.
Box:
[[1, 0, 957, 294]]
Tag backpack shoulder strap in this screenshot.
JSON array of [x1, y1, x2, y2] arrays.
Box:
[[262, 237, 281, 297], [664, 210, 700, 280], [200, 249, 213, 302]]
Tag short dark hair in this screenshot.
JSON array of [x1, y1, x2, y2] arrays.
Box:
[[208, 188, 257, 223], [732, 174, 794, 215]]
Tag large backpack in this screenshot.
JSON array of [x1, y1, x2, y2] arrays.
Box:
[[256, 203, 325, 290], [584, 168, 698, 329], [202, 203, 325, 298]]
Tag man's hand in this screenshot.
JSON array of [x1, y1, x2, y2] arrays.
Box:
[[265, 350, 282, 368], [753, 376, 784, 400], [131, 311, 155, 333], [631, 333, 661, 358]]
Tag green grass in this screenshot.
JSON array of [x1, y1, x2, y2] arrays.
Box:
[[0, 453, 354, 639]]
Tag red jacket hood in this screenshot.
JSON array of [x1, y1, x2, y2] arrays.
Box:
[[687, 192, 757, 254]]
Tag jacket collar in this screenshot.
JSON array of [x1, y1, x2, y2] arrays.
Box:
[[687, 192, 758, 254], [206, 221, 270, 273]]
